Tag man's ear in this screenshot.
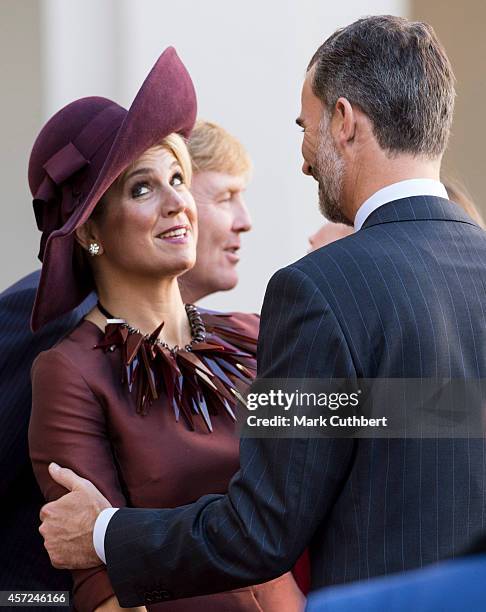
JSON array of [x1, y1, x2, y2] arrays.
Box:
[[74, 221, 103, 255], [332, 97, 356, 152]]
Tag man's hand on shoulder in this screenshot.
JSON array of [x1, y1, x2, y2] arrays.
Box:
[[39, 462, 111, 569]]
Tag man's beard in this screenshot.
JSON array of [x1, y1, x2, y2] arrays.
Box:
[[314, 124, 350, 225]]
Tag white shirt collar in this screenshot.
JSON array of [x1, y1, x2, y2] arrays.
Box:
[[354, 179, 448, 232]]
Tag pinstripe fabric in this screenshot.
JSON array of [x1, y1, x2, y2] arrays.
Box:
[[0, 270, 94, 598], [105, 196, 486, 607]]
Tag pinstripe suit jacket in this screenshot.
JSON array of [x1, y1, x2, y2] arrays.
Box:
[[105, 196, 486, 607], [0, 271, 94, 595]]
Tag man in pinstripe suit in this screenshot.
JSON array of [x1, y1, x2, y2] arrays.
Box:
[[40, 15, 486, 607], [0, 271, 94, 596]]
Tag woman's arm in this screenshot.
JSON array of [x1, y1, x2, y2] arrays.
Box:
[[29, 348, 128, 612]]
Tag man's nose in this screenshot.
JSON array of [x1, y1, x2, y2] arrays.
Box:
[[233, 197, 252, 232], [302, 160, 313, 176], [307, 233, 317, 253]]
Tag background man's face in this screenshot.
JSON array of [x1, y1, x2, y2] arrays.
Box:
[[184, 171, 252, 298], [308, 222, 353, 252]]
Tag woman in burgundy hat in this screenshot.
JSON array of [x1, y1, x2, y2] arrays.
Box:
[[27, 49, 304, 612]]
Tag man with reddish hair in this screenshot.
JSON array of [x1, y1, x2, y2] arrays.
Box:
[[180, 120, 253, 303]]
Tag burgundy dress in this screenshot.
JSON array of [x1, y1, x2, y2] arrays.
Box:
[[29, 311, 304, 612]]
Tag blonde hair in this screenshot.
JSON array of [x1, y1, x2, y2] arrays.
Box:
[[443, 177, 485, 229], [160, 132, 193, 186], [113, 133, 193, 189], [92, 133, 193, 220], [187, 120, 252, 177]]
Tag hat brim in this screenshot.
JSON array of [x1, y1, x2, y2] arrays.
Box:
[[31, 47, 197, 331]]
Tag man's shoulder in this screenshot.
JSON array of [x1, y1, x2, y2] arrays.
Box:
[[288, 231, 370, 282], [0, 270, 40, 302], [271, 229, 404, 310], [0, 271, 41, 336], [291, 222, 418, 282], [0, 270, 95, 357]]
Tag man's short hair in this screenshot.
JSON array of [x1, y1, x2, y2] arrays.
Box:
[[308, 15, 455, 158], [188, 120, 252, 177]]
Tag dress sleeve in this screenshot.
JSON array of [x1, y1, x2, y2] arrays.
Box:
[[29, 348, 127, 612]]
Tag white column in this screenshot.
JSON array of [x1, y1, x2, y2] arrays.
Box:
[[41, 0, 119, 118], [0, 0, 43, 290]]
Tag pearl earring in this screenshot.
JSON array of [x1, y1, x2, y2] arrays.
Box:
[[88, 242, 101, 256]]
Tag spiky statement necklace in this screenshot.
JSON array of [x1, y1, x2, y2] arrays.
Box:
[[94, 302, 256, 432]]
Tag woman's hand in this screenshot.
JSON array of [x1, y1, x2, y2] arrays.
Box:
[[95, 595, 147, 612]]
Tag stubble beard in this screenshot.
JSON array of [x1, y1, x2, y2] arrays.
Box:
[[314, 122, 350, 226]]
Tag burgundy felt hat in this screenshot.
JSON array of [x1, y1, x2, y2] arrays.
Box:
[[28, 47, 197, 332]]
